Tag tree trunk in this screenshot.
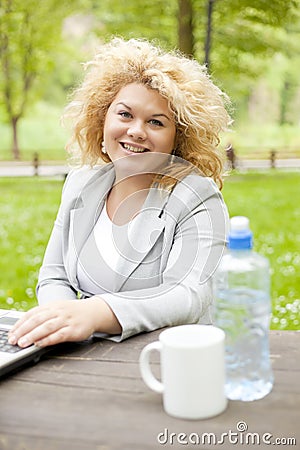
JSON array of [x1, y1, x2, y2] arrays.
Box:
[[204, 0, 214, 71], [11, 116, 21, 160], [178, 0, 194, 56], [279, 79, 291, 125]]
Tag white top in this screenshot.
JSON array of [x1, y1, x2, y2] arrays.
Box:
[[77, 202, 136, 294], [93, 203, 127, 269]]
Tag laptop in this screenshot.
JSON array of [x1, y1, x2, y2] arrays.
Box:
[[0, 308, 95, 378], [0, 308, 52, 378]]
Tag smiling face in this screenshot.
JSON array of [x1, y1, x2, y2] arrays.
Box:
[[103, 83, 176, 163]]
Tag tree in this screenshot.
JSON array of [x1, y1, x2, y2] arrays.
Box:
[[92, 0, 299, 91], [0, 0, 88, 159], [178, 0, 194, 56], [196, 0, 299, 94], [204, 0, 214, 69], [278, 21, 300, 125], [91, 0, 177, 49], [2, 0, 298, 160]]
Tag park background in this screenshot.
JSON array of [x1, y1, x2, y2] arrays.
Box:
[[0, 0, 299, 330]]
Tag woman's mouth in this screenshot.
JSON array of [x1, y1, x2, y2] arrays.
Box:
[[121, 143, 150, 153]]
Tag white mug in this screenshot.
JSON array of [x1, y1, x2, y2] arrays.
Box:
[[139, 324, 227, 419]]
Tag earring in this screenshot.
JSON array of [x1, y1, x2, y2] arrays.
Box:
[[101, 141, 107, 154], [171, 149, 176, 163]]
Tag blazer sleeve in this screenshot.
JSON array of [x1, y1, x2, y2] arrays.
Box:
[[96, 176, 229, 341], [36, 170, 81, 302], [37, 164, 114, 303]]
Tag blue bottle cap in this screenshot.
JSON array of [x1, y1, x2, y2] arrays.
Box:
[[228, 216, 253, 250]]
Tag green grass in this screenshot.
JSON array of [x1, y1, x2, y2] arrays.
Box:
[[0, 177, 63, 310], [222, 170, 300, 330], [0, 172, 299, 330]]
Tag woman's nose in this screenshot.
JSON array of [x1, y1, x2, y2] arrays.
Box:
[[127, 120, 147, 140]]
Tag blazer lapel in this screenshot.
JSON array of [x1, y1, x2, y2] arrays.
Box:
[[66, 166, 170, 293], [66, 165, 115, 288], [113, 187, 169, 291]]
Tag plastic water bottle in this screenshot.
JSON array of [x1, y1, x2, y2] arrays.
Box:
[[214, 216, 273, 401]]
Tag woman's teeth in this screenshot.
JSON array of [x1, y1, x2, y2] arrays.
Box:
[[123, 143, 147, 153]]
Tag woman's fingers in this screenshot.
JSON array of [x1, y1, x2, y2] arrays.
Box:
[[8, 314, 63, 347], [8, 305, 42, 337], [7, 300, 95, 348], [34, 326, 71, 347], [8, 302, 67, 346]]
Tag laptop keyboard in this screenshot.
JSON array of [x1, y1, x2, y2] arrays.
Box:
[[0, 330, 23, 353]]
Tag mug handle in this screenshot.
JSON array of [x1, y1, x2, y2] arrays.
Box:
[[139, 341, 164, 394]]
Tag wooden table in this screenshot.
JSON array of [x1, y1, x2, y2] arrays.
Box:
[[0, 330, 299, 450]]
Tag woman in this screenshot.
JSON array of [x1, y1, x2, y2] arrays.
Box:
[[9, 38, 231, 348]]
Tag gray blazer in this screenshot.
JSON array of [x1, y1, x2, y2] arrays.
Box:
[[37, 163, 229, 341]]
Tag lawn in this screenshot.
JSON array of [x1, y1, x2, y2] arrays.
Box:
[[222, 171, 300, 330], [0, 177, 62, 310], [0, 171, 299, 330]]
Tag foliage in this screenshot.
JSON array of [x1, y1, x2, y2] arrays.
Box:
[[0, 0, 299, 158], [0, 102, 69, 161], [91, 0, 178, 49], [0, 173, 299, 331], [0, 0, 89, 158], [200, 0, 300, 97], [91, 0, 299, 97]]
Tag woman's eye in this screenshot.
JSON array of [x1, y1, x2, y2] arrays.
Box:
[[118, 111, 132, 119], [149, 119, 163, 127]]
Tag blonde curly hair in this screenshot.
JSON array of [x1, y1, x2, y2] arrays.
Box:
[[63, 37, 231, 189]]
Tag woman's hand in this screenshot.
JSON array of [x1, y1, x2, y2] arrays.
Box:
[[8, 298, 121, 348]]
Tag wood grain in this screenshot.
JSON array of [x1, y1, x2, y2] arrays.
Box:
[[0, 330, 299, 450]]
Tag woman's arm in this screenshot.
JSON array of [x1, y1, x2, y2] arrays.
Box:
[[36, 170, 79, 302], [8, 297, 121, 348]]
